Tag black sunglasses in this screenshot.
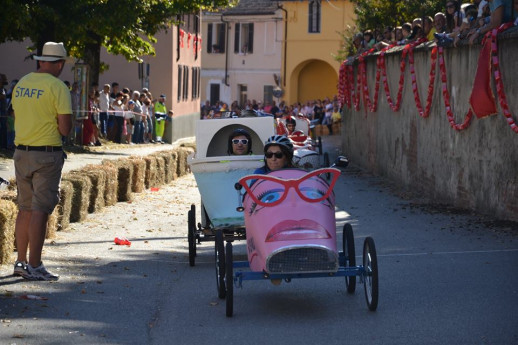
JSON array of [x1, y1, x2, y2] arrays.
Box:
[[446, 4, 455, 9], [232, 139, 248, 145], [265, 151, 284, 159]]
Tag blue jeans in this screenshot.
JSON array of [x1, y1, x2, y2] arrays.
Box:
[[132, 120, 143, 143], [99, 112, 108, 136]]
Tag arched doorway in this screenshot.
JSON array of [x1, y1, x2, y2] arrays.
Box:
[[293, 60, 338, 103]]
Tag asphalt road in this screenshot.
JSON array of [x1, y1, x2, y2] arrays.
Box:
[[0, 135, 517, 345]]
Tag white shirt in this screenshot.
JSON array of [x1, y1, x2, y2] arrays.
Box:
[[99, 90, 110, 112], [112, 102, 124, 117]]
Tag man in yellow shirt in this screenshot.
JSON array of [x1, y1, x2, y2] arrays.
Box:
[[11, 42, 72, 281]]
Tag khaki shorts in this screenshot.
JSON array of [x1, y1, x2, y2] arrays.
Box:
[[14, 150, 65, 214]]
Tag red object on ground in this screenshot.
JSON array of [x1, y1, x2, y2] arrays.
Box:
[[150, 187, 159, 192], [18, 294, 48, 300], [114, 237, 131, 246]]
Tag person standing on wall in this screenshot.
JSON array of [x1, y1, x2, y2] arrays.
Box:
[[154, 94, 167, 143], [11, 42, 72, 281]]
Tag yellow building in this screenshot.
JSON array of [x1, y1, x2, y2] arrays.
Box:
[[278, 0, 355, 104]]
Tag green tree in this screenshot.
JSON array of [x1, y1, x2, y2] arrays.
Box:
[[333, 0, 444, 62], [0, 0, 236, 84], [353, 0, 443, 31]]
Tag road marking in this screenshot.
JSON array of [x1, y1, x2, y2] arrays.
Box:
[[378, 248, 518, 257]]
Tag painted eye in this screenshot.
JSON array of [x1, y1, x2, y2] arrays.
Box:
[[258, 189, 283, 204], [300, 187, 325, 200]]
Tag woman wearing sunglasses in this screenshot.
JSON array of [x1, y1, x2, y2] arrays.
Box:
[[254, 135, 294, 174], [227, 128, 252, 155]]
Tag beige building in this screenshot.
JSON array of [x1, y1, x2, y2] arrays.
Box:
[[201, 0, 284, 107], [0, 14, 202, 142], [201, 0, 355, 108]]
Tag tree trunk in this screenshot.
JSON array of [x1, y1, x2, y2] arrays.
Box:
[[83, 32, 102, 88]]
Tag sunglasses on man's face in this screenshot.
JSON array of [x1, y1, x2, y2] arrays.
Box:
[[446, 4, 455, 9], [232, 139, 248, 145], [265, 151, 284, 159]]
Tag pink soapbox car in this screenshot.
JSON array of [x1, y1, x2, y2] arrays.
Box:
[[215, 165, 379, 317]]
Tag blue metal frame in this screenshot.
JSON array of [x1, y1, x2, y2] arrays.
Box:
[[232, 260, 367, 289]]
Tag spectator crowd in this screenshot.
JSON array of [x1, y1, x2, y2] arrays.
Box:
[[201, 96, 342, 135], [0, 77, 174, 150], [351, 0, 517, 55]]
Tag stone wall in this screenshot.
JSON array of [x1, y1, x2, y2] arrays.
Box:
[[164, 112, 198, 144], [342, 30, 518, 222]]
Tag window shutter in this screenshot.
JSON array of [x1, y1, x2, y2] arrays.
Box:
[[207, 24, 213, 53], [219, 23, 226, 53], [234, 23, 240, 53], [248, 23, 254, 53], [180, 65, 183, 102]]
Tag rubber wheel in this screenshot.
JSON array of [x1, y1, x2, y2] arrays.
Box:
[[225, 242, 233, 317], [191, 204, 197, 256], [343, 223, 356, 294], [215, 230, 226, 299], [323, 152, 331, 180], [317, 136, 323, 155], [187, 206, 195, 267], [363, 237, 379, 311]]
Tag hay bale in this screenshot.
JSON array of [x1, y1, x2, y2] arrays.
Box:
[[58, 180, 73, 231], [180, 142, 196, 150], [78, 165, 107, 213], [62, 172, 92, 223], [175, 149, 186, 177], [168, 151, 178, 181], [154, 154, 166, 186], [158, 152, 176, 184], [129, 157, 146, 193], [0, 199, 17, 265], [97, 163, 118, 207], [103, 159, 133, 202], [6, 177, 17, 191], [144, 156, 158, 189], [46, 207, 59, 239], [0, 190, 18, 203], [176, 147, 194, 177]]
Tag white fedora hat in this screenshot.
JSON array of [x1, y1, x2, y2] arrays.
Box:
[[34, 42, 70, 62]]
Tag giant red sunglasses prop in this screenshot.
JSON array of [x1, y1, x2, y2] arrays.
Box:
[[237, 168, 341, 273]]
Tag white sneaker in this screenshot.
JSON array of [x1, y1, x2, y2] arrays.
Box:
[[25, 263, 59, 281]]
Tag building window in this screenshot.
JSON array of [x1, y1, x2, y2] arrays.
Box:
[[191, 67, 200, 100], [263, 85, 274, 105], [234, 23, 254, 54], [308, 0, 321, 33], [238, 84, 248, 108], [207, 23, 226, 53], [180, 65, 183, 102], [210, 83, 220, 106], [183, 66, 189, 101]]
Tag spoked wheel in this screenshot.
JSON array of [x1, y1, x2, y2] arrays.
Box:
[[343, 223, 356, 294], [187, 204, 196, 267], [215, 230, 226, 299], [323, 152, 331, 180], [225, 242, 234, 317], [363, 237, 379, 311], [317, 136, 323, 155]]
